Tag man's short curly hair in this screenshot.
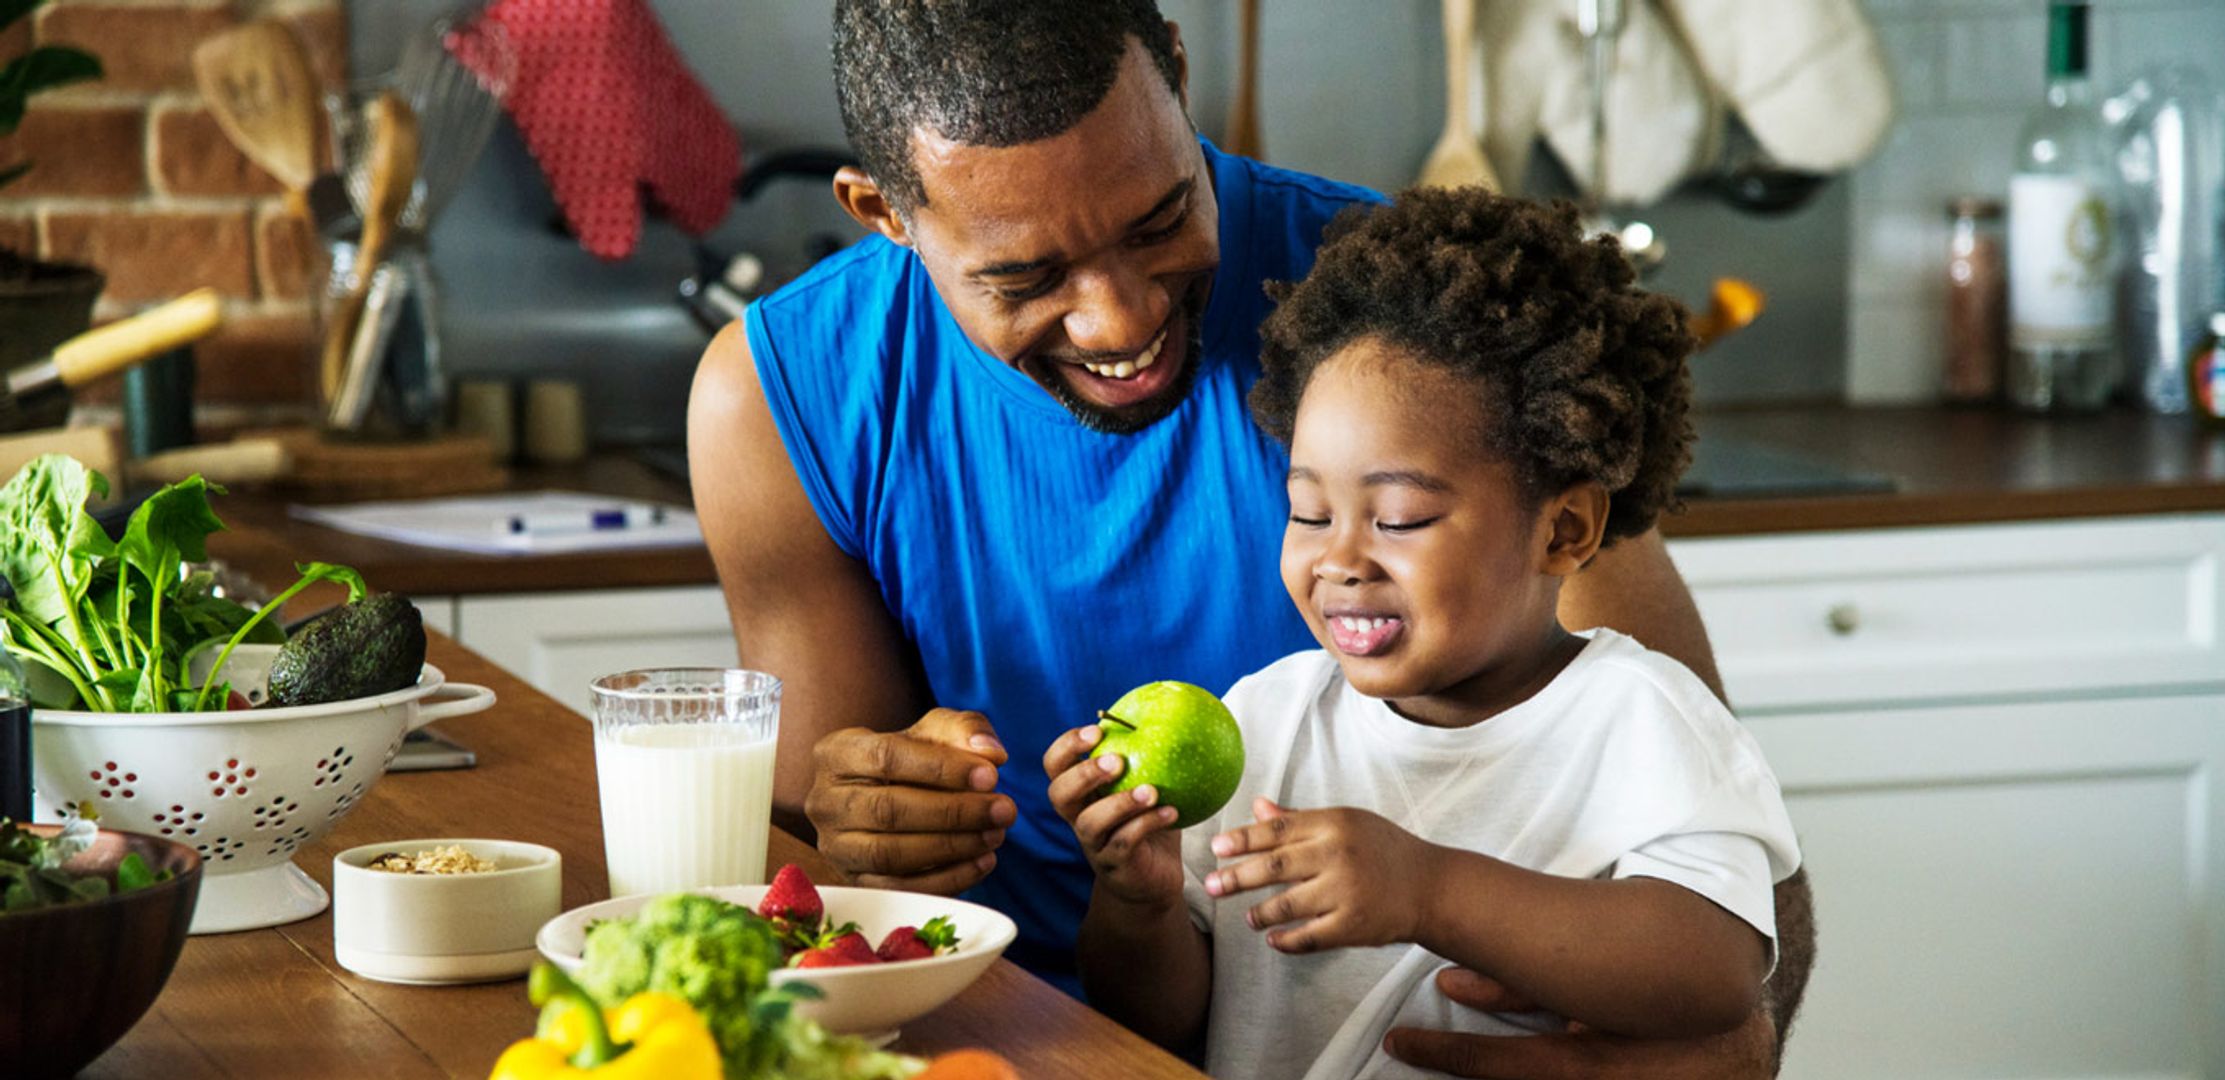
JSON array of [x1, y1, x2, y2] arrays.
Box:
[[1250, 189, 1694, 547], [832, 0, 1182, 215]]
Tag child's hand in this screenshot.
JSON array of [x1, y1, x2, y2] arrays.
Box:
[[1042, 723, 1186, 910], [1204, 797, 1441, 954]]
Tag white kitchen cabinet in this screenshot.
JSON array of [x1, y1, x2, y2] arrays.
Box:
[[1670, 514, 2225, 1080], [412, 595, 457, 639], [414, 586, 738, 716]]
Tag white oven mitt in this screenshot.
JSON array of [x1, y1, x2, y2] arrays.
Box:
[[1656, 0, 1896, 173], [1484, 0, 1893, 205], [1525, 0, 1718, 206]]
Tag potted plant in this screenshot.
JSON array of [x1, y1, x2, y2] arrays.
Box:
[[0, 0, 103, 426]]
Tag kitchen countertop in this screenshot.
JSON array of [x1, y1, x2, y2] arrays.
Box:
[[204, 407, 2225, 596], [1669, 405, 2225, 537], [88, 633, 1205, 1079], [208, 456, 712, 598]]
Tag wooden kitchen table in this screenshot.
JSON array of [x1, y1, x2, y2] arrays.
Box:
[[85, 636, 1203, 1079]]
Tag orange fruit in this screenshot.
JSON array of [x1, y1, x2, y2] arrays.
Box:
[[914, 1049, 1024, 1080]]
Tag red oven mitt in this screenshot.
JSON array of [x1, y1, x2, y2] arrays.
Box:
[[454, 0, 741, 260]]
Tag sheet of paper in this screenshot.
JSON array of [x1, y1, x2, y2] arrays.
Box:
[[291, 491, 702, 555]]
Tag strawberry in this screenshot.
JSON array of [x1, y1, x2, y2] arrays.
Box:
[[793, 930, 879, 968], [758, 863, 824, 925], [876, 915, 961, 962]]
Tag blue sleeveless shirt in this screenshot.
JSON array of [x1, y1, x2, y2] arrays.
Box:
[[746, 141, 1381, 992]]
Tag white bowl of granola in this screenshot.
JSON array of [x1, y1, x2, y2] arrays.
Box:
[[331, 838, 561, 985]]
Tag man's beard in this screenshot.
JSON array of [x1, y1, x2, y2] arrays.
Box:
[[1021, 288, 1210, 436]]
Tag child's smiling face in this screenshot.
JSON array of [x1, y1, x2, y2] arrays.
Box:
[[1280, 338, 1602, 724]]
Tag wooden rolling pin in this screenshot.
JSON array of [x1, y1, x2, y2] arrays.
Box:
[[1, 289, 224, 434], [131, 437, 293, 487]]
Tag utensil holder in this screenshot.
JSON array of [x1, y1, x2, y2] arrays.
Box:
[[314, 231, 448, 438], [312, 7, 511, 438]]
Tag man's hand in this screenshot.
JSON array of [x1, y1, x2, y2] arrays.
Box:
[[1383, 968, 1776, 1079], [804, 707, 1017, 895], [1044, 722, 1185, 910], [1202, 797, 1439, 955]]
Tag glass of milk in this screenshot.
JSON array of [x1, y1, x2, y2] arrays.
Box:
[[589, 668, 781, 898]]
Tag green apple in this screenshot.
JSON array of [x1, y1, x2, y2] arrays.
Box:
[[1088, 680, 1245, 829]]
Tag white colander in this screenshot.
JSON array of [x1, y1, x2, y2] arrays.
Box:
[[26, 645, 496, 933]]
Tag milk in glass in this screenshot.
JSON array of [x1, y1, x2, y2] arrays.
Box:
[[595, 723, 777, 897]]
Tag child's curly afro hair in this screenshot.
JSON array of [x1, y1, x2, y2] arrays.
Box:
[[1250, 188, 1695, 546]]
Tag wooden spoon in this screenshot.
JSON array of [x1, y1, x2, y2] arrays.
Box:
[[1223, 0, 1264, 160], [192, 21, 322, 199], [318, 91, 419, 407], [1416, 0, 1500, 191]]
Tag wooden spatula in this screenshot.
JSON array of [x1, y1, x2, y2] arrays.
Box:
[[1416, 0, 1500, 191], [192, 21, 322, 197], [318, 90, 420, 407], [1223, 0, 1264, 160]]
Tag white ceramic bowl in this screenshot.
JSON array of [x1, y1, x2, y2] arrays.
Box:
[[537, 885, 1017, 1036], [28, 645, 497, 934], [331, 838, 562, 986]]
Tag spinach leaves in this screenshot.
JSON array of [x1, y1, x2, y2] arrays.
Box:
[[1, 817, 174, 912], [0, 454, 366, 713]]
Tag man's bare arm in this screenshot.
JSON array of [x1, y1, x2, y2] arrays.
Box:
[[1765, 868, 1817, 1067], [1559, 527, 1723, 698], [689, 321, 1013, 884]]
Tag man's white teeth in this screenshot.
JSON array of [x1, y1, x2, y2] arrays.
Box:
[[1081, 329, 1166, 380], [1337, 617, 1391, 632]]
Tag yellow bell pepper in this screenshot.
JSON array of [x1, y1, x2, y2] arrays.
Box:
[[489, 965, 723, 1080]]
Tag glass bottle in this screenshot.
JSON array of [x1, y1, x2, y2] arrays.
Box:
[[1944, 197, 2007, 405], [2007, 0, 2121, 412], [1, 649, 30, 822], [2109, 69, 2224, 415]]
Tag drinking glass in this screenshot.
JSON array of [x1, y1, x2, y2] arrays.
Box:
[[588, 669, 781, 898]]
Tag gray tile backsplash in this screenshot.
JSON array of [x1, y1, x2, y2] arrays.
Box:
[[1848, 0, 2225, 403], [363, 0, 2217, 438]]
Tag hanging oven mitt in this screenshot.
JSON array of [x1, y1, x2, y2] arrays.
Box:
[[1485, 0, 1716, 206], [455, 0, 740, 260], [1491, 0, 1892, 205], [1656, 0, 1895, 174]]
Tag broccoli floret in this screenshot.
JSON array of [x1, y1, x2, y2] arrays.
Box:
[[578, 894, 788, 1073], [576, 893, 920, 1078]]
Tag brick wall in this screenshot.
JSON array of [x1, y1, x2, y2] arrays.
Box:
[[0, 0, 348, 424]]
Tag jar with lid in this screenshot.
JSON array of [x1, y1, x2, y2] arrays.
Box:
[[2191, 313, 2225, 429], [1944, 197, 2007, 405]]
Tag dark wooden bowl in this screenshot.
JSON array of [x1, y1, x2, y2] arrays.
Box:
[[0, 824, 203, 1080]]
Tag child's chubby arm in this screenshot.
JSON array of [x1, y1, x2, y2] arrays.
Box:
[[1206, 797, 1769, 1040], [1043, 723, 1212, 1052]]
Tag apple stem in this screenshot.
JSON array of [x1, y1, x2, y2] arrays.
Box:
[[1095, 709, 1137, 733]]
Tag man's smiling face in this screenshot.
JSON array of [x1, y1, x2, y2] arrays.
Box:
[[881, 39, 1220, 434]]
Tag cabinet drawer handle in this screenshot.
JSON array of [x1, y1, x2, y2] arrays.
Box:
[[1826, 603, 1860, 636]]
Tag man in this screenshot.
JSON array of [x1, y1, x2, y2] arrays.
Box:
[[688, 2, 1814, 1074]]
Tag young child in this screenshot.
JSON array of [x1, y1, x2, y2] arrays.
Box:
[[1042, 189, 1801, 1080]]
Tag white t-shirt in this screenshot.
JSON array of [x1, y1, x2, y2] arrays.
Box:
[[1180, 629, 1801, 1080]]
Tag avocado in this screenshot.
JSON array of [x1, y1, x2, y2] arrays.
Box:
[[266, 593, 428, 707]]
